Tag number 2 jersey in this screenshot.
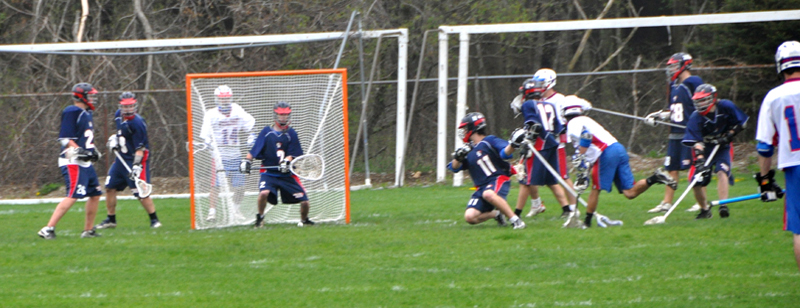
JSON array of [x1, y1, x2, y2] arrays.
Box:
[[249, 126, 304, 177], [449, 135, 511, 187], [756, 78, 800, 169], [113, 109, 149, 164], [58, 105, 96, 167], [200, 103, 256, 160], [667, 75, 704, 137]]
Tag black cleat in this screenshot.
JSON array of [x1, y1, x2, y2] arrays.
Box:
[[95, 218, 117, 229], [494, 211, 507, 226], [719, 205, 730, 218], [80, 228, 101, 238], [254, 214, 265, 228], [696, 208, 713, 219], [301, 219, 315, 226], [38, 227, 56, 240]]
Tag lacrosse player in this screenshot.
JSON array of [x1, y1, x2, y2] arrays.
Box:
[[682, 84, 748, 219], [561, 96, 677, 228], [447, 112, 525, 229], [510, 69, 591, 219], [644, 53, 705, 213], [96, 92, 161, 229], [200, 85, 256, 221], [38, 83, 103, 239], [240, 101, 313, 228], [512, 77, 573, 219], [755, 40, 798, 270]]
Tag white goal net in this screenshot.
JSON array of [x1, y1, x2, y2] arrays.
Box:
[[187, 69, 350, 229]]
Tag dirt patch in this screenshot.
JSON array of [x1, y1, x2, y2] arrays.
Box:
[[0, 143, 761, 199]]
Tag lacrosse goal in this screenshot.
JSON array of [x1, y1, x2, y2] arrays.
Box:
[[186, 69, 350, 230]]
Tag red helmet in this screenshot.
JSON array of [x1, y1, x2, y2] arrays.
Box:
[[457, 112, 487, 143], [119, 91, 137, 120], [274, 101, 292, 130], [692, 84, 717, 116], [666, 53, 693, 82], [72, 83, 98, 110]]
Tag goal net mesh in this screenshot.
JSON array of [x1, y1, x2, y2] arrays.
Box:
[[187, 70, 349, 229]]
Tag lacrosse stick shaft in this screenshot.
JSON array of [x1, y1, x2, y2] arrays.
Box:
[[113, 149, 134, 173], [591, 107, 686, 129], [660, 144, 720, 220], [709, 190, 786, 206]]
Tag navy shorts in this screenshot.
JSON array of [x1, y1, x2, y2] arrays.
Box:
[[664, 139, 693, 171], [105, 159, 151, 198], [61, 164, 102, 198], [259, 173, 309, 204], [521, 147, 560, 186], [466, 176, 510, 213], [687, 145, 732, 186]]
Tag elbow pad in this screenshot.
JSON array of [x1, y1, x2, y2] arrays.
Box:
[[756, 142, 774, 157], [579, 130, 593, 148]]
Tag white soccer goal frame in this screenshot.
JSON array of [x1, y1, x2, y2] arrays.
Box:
[[0, 29, 409, 187], [437, 9, 800, 186]]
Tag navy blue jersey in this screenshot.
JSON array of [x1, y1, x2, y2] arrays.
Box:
[[682, 99, 749, 147], [59, 105, 96, 160], [249, 126, 304, 177], [521, 99, 562, 150], [114, 109, 149, 162], [453, 135, 511, 187], [667, 75, 704, 135]]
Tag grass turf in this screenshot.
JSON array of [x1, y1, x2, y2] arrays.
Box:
[[1, 173, 798, 307]]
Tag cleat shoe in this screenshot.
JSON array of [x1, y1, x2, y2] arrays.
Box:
[[80, 228, 101, 238], [494, 211, 507, 226], [525, 204, 546, 218], [695, 207, 713, 219], [719, 205, 730, 218], [301, 219, 315, 226], [647, 201, 673, 213], [95, 218, 117, 229], [206, 208, 216, 221], [563, 210, 583, 228], [653, 168, 677, 190], [254, 214, 265, 228], [150, 219, 162, 228], [686, 203, 702, 212], [38, 227, 56, 240], [560, 210, 572, 219], [512, 219, 526, 230]]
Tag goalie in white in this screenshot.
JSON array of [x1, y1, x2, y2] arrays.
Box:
[[200, 85, 256, 221], [560, 96, 676, 228]]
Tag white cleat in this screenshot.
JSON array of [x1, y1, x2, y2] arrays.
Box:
[[685, 203, 702, 212], [512, 219, 526, 230], [525, 204, 546, 217], [562, 209, 583, 228], [647, 201, 673, 213]]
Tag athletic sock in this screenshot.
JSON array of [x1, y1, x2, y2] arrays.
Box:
[[509, 216, 520, 223], [148, 212, 158, 221], [108, 214, 116, 223], [562, 205, 571, 213], [514, 209, 522, 216], [585, 212, 594, 226], [645, 173, 658, 186]]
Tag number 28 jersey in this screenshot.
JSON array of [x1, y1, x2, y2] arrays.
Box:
[[756, 78, 800, 169], [667, 76, 703, 136], [458, 135, 511, 187]]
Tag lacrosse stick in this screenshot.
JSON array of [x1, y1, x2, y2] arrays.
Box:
[[258, 154, 325, 181], [112, 149, 153, 198], [644, 144, 720, 225], [709, 190, 786, 206], [523, 140, 622, 228], [591, 107, 686, 129]]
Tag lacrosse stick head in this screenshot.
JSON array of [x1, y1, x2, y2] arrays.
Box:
[[598, 214, 623, 227], [291, 154, 325, 181], [135, 179, 153, 199], [643, 215, 666, 225]]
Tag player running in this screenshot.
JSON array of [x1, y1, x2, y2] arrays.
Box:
[[38, 83, 103, 239], [447, 112, 526, 229], [560, 96, 677, 228], [240, 101, 314, 228], [682, 84, 748, 219], [755, 40, 799, 270], [95, 92, 162, 229], [645, 53, 705, 213], [200, 85, 255, 221]]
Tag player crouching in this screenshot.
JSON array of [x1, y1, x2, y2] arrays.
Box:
[[447, 112, 525, 229], [561, 96, 677, 228]]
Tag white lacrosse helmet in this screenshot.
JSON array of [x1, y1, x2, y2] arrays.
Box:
[[532, 68, 557, 91], [560, 95, 591, 120], [214, 85, 233, 115], [775, 40, 800, 74]]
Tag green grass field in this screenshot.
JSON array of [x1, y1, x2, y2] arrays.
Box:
[[2, 173, 799, 307]]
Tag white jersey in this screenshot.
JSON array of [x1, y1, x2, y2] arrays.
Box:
[[200, 103, 256, 159], [755, 79, 800, 169], [542, 92, 567, 126], [565, 115, 618, 164]]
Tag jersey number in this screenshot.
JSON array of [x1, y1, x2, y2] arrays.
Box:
[[537, 104, 557, 132], [670, 103, 683, 123], [118, 135, 129, 153], [219, 128, 240, 145], [84, 129, 95, 149], [785, 106, 800, 151], [476, 155, 497, 176]]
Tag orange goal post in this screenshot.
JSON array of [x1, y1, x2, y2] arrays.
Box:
[[186, 69, 350, 230]]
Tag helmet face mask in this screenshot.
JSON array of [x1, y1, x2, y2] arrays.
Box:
[[692, 84, 717, 116], [72, 83, 98, 110], [775, 40, 800, 74], [666, 53, 692, 81], [119, 91, 137, 120], [214, 85, 233, 115], [458, 112, 487, 143], [274, 101, 292, 130]]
